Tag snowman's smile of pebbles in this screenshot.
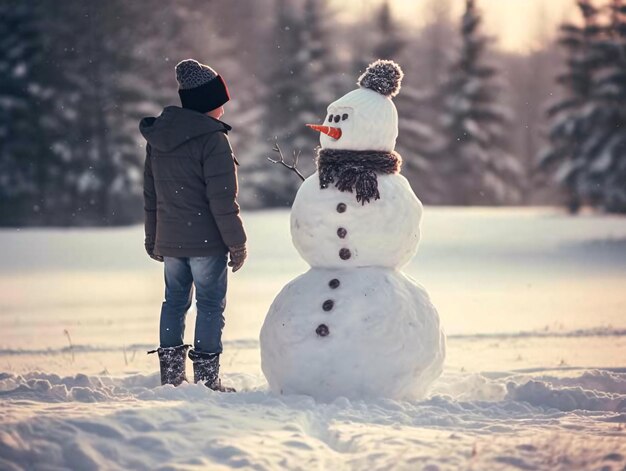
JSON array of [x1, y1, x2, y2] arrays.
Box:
[[306, 107, 353, 141]]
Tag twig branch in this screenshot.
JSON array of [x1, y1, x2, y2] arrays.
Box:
[[63, 329, 75, 363], [267, 141, 305, 181]]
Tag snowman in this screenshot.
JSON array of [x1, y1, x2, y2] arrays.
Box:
[[260, 60, 445, 401]]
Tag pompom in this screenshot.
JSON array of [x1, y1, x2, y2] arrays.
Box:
[[357, 60, 404, 98]]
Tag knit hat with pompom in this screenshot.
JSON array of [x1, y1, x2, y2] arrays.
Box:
[[175, 59, 230, 113], [313, 59, 404, 152]]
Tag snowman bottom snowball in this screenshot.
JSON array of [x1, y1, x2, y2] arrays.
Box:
[[260, 267, 446, 401]]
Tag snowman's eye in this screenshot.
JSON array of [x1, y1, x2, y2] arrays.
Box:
[[342, 114, 348, 120], [333, 115, 340, 123], [328, 114, 333, 122]]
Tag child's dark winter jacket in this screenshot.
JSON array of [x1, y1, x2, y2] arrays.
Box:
[[139, 106, 246, 257]]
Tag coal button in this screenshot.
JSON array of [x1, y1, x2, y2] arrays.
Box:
[[337, 227, 347, 238], [339, 248, 352, 260], [316, 324, 330, 337], [336, 203, 347, 213], [328, 278, 340, 289], [322, 299, 334, 311]]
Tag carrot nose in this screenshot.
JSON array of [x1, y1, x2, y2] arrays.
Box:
[[306, 124, 342, 140]]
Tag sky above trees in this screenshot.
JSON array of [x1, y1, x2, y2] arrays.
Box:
[[330, 0, 575, 53]]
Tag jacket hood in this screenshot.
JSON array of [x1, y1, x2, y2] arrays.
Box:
[[139, 106, 231, 152]]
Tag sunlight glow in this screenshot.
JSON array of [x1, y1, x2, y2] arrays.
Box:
[[330, 0, 576, 53]]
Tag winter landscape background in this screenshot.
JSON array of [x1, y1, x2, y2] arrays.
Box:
[[1, 0, 626, 470], [2, 0, 625, 222]]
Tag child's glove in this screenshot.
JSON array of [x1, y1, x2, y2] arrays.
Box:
[[228, 244, 247, 272], [145, 238, 163, 262]]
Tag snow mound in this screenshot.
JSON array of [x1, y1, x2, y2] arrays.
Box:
[[0, 372, 157, 403], [506, 377, 626, 412], [1, 369, 625, 469]]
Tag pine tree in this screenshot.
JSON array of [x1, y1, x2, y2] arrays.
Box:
[[268, 0, 315, 148], [0, 2, 37, 223], [372, 3, 439, 199], [47, 1, 153, 225], [438, 0, 521, 205], [0, 1, 155, 226], [393, 0, 455, 204], [257, 0, 341, 207], [587, 0, 626, 212], [395, 86, 440, 200], [301, 0, 342, 107], [0, 2, 64, 225], [255, 0, 308, 206], [373, 1, 405, 60], [506, 3, 562, 205], [420, 0, 455, 89], [540, 0, 604, 212], [352, 0, 405, 76]]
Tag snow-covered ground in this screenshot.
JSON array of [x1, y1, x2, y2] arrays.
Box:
[[1, 207, 625, 470]]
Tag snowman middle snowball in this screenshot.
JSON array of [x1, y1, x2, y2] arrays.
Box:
[[260, 60, 445, 401]]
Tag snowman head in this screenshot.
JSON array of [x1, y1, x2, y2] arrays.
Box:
[[307, 60, 403, 152]]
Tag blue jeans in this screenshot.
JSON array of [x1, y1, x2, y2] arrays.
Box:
[[160, 255, 228, 354]]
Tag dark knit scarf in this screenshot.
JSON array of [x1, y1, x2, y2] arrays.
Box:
[[316, 148, 402, 204]]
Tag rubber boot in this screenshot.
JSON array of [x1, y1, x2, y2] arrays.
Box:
[[188, 349, 236, 392], [147, 344, 190, 386]]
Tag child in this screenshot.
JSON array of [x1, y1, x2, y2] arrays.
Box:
[[139, 59, 247, 392]]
